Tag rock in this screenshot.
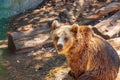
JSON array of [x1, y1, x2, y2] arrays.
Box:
[[107, 37, 120, 57], [107, 37, 120, 51], [46, 66, 74, 80]]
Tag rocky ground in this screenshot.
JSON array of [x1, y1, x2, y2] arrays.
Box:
[[1, 0, 120, 80]]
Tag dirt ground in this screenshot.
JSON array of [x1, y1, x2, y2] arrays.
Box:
[[2, 1, 73, 80], [8, 0, 67, 31], [4, 46, 69, 80], [1, 0, 120, 80]]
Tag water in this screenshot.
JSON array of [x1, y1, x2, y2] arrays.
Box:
[[0, 18, 8, 39], [0, 18, 9, 80]]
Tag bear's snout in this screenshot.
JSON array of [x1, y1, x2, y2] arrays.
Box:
[[57, 44, 63, 51]]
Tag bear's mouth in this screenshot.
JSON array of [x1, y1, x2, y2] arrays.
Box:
[[56, 44, 63, 51], [57, 48, 63, 51]]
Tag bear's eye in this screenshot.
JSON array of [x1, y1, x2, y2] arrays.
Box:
[[64, 37, 68, 42], [55, 36, 59, 40]]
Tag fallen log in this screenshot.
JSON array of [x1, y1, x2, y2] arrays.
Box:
[[8, 26, 51, 40], [97, 2, 120, 16], [8, 26, 51, 53], [15, 40, 53, 54], [86, 2, 120, 19], [92, 11, 120, 39], [14, 34, 50, 50]]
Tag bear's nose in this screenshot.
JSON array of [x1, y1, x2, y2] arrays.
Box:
[[57, 44, 63, 50]]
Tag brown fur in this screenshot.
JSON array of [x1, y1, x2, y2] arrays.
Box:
[[52, 20, 120, 80]]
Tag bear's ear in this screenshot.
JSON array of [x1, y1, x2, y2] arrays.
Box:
[[52, 20, 60, 30], [71, 24, 79, 34], [88, 25, 95, 36]]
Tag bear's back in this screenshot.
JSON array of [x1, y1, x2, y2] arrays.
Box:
[[94, 35, 119, 68], [103, 39, 119, 70], [93, 35, 120, 80]]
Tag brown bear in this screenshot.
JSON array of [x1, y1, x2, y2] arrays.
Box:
[[51, 20, 119, 80]]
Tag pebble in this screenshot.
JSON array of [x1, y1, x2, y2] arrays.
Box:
[[17, 60, 20, 63]]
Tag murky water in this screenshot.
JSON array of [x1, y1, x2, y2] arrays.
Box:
[[0, 18, 9, 80], [0, 18, 8, 39]]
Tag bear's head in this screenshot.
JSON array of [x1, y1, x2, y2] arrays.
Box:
[[52, 20, 93, 55]]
